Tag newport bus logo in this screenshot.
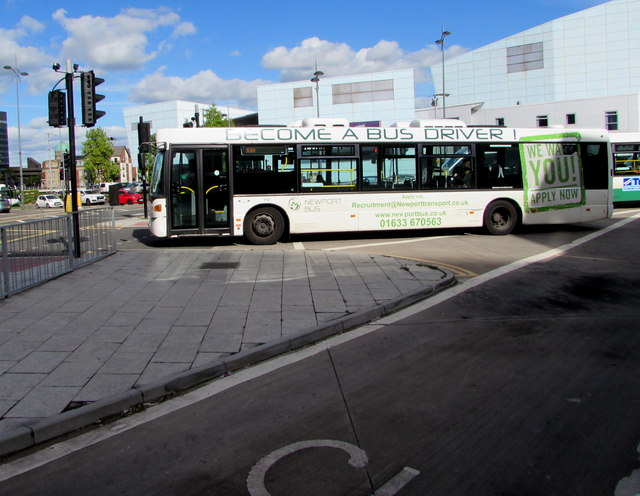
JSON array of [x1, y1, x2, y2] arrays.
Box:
[[623, 177, 640, 191], [521, 133, 585, 213], [288, 198, 301, 210]]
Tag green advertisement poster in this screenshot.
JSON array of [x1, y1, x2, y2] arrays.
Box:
[[520, 132, 585, 213]]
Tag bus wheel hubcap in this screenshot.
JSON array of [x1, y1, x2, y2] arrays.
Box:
[[254, 214, 275, 236], [492, 210, 507, 227]]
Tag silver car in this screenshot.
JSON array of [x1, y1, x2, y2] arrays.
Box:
[[0, 197, 11, 213]]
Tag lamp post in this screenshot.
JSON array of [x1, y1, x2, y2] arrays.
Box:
[[4, 65, 29, 207], [435, 27, 451, 119], [310, 68, 323, 118]]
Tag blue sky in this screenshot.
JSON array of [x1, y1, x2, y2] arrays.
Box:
[[1, 0, 604, 166]]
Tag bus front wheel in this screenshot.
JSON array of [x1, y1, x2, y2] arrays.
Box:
[[483, 200, 518, 235], [244, 207, 285, 245]]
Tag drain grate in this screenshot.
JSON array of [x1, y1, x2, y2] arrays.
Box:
[[200, 262, 239, 270]]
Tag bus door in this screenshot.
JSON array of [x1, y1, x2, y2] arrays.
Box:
[[169, 147, 230, 234], [202, 148, 230, 230]]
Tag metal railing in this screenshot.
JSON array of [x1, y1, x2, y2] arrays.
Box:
[[0, 207, 116, 298]]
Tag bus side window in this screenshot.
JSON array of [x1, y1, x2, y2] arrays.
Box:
[[451, 159, 474, 188], [360, 146, 380, 190], [420, 157, 446, 189], [582, 143, 609, 190], [378, 146, 416, 190], [233, 145, 297, 194], [477, 144, 522, 189]]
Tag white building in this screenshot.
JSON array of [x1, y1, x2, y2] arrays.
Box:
[[257, 69, 416, 126], [423, 0, 640, 131]]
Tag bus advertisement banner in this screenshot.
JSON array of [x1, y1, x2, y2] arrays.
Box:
[[623, 177, 640, 191], [520, 133, 585, 213]]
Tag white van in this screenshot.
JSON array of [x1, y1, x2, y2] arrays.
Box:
[[99, 182, 118, 193]]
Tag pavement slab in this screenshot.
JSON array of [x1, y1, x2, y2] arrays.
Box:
[[0, 244, 454, 457]]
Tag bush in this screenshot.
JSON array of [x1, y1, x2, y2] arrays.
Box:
[[24, 190, 39, 204]]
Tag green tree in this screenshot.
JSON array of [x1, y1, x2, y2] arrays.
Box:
[[82, 128, 118, 184], [202, 103, 234, 127]]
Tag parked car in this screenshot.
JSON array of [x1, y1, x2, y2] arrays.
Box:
[[118, 189, 144, 205], [0, 197, 11, 213], [35, 194, 64, 208], [79, 190, 106, 205], [99, 182, 118, 193], [126, 182, 143, 193]]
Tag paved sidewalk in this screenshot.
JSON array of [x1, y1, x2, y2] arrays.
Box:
[[0, 232, 454, 456]]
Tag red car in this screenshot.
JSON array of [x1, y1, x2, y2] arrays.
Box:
[[118, 189, 144, 205]]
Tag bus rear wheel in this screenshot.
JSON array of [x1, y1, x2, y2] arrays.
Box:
[[244, 207, 285, 245], [483, 200, 518, 235]]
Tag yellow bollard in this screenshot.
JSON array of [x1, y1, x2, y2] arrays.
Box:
[[65, 193, 82, 212]]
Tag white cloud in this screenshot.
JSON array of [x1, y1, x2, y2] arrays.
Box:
[[129, 68, 270, 109], [172, 21, 197, 38], [51, 7, 196, 71], [261, 37, 467, 85], [17, 16, 45, 33], [0, 17, 52, 75]]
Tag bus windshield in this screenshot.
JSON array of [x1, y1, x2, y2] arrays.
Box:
[[149, 151, 165, 197]]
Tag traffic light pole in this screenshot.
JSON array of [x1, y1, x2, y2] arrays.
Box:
[[50, 60, 106, 259], [137, 116, 151, 219], [65, 65, 81, 258]]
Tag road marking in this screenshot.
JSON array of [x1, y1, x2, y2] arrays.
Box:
[[247, 439, 368, 496], [615, 440, 640, 496], [391, 254, 477, 277], [2, 214, 638, 481], [320, 235, 475, 275], [324, 235, 453, 251], [247, 439, 419, 496], [374, 467, 420, 496]]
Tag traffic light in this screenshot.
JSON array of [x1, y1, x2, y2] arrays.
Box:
[[80, 70, 105, 127], [61, 152, 70, 181], [137, 120, 151, 153], [48, 90, 67, 128]]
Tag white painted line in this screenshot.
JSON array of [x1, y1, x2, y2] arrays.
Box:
[[325, 235, 453, 251], [614, 440, 640, 496], [247, 439, 368, 496], [374, 467, 421, 496], [293, 242, 305, 250], [2, 214, 638, 481]]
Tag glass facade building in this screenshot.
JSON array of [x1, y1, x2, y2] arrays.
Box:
[[257, 69, 416, 126], [427, 0, 640, 130]]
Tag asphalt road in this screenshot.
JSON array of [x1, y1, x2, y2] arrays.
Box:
[[1, 212, 640, 495]]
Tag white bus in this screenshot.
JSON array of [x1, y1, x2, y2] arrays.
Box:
[[610, 132, 640, 204], [148, 119, 612, 244]]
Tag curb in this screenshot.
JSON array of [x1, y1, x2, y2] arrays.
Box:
[[0, 271, 455, 458]]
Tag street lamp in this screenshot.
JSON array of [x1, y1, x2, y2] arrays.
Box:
[[310, 67, 323, 118], [435, 27, 451, 119], [4, 65, 29, 207]]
